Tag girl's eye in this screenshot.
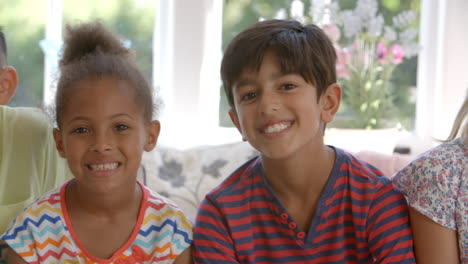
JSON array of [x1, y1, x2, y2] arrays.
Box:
[[280, 83, 297, 90], [241, 92, 257, 102], [73, 127, 89, 134], [115, 124, 129, 131]]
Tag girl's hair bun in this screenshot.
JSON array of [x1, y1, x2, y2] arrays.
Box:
[[59, 21, 129, 67]]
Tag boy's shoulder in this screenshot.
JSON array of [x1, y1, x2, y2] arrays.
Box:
[[335, 147, 392, 187], [205, 156, 262, 200]]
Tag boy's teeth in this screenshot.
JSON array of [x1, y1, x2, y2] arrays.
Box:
[[90, 163, 118, 171], [264, 123, 290, 133]]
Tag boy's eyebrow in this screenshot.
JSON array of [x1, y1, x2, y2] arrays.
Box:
[[235, 72, 292, 90], [234, 78, 255, 90]]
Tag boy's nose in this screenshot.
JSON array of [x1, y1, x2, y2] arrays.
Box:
[[258, 92, 280, 114]]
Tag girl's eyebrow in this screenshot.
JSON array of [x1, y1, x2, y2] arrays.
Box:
[[111, 113, 135, 120], [66, 116, 89, 125], [66, 113, 136, 125]]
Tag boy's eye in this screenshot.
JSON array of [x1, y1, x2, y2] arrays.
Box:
[[241, 92, 257, 101], [115, 124, 129, 131], [280, 83, 297, 90], [73, 127, 89, 134]]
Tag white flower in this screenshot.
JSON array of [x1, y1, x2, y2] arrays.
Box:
[[309, 0, 326, 24], [328, 2, 341, 24], [366, 14, 384, 37], [400, 28, 419, 43], [393, 10, 418, 29], [384, 26, 397, 42], [275, 8, 287, 20], [291, 0, 305, 22], [340, 10, 362, 39], [355, 0, 379, 22]]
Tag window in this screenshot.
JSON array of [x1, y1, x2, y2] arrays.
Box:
[[221, 0, 421, 130]]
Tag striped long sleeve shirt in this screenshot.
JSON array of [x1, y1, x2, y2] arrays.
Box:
[[193, 147, 415, 264]]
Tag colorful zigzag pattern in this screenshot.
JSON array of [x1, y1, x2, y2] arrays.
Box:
[[1, 183, 193, 264]]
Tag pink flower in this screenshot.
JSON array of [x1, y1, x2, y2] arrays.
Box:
[[323, 24, 341, 43], [335, 46, 350, 79], [376, 41, 389, 64], [391, 44, 404, 64]]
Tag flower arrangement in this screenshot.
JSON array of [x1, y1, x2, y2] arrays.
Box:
[[312, 0, 419, 128]]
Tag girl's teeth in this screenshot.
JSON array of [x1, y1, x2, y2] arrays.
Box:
[[90, 163, 118, 171], [264, 123, 289, 133]]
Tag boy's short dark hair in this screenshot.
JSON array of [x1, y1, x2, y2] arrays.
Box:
[[0, 27, 7, 66], [221, 19, 337, 109]]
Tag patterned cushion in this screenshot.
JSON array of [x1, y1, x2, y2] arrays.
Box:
[[138, 141, 258, 220]]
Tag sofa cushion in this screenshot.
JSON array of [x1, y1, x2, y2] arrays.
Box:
[[138, 141, 258, 220]]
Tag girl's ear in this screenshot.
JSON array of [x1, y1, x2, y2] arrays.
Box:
[[144, 120, 161, 152], [53, 128, 66, 158], [320, 83, 341, 123], [0, 66, 18, 105]]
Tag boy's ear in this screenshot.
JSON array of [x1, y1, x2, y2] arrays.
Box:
[[229, 108, 242, 132], [320, 83, 341, 123], [53, 128, 66, 158], [229, 109, 247, 142], [0, 66, 19, 105], [144, 120, 161, 152]]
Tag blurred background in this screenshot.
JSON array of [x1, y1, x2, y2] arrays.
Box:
[[1, 0, 466, 152]]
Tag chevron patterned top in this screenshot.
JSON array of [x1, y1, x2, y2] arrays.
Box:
[[1, 181, 193, 264]]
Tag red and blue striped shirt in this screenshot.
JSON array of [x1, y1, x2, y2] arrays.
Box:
[[193, 147, 415, 264]]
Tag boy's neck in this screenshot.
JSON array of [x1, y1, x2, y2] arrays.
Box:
[[262, 144, 335, 198]]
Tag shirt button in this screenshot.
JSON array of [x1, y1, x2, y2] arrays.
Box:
[[280, 213, 289, 220], [297, 232, 306, 239], [288, 222, 297, 229]]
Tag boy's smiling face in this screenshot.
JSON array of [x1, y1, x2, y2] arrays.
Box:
[[53, 77, 160, 194], [229, 51, 340, 160]]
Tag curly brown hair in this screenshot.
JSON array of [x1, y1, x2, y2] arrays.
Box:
[[55, 21, 159, 126]]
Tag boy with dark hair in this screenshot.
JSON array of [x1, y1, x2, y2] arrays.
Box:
[[193, 19, 415, 263], [0, 27, 71, 262]]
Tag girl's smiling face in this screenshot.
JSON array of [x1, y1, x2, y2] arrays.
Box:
[[53, 76, 160, 193]]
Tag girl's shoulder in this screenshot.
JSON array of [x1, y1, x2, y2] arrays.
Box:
[[1, 184, 67, 257], [13, 185, 64, 226], [142, 185, 193, 225]]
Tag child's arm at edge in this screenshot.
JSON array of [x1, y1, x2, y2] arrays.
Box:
[[174, 246, 193, 264], [409, 207, 460, 264], [367, 183, 416, 263], [192, 197, 239, 264], [7, 247, 27, 264]]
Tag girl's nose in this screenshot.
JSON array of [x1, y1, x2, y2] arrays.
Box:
[[90, 132, 113, 153]]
